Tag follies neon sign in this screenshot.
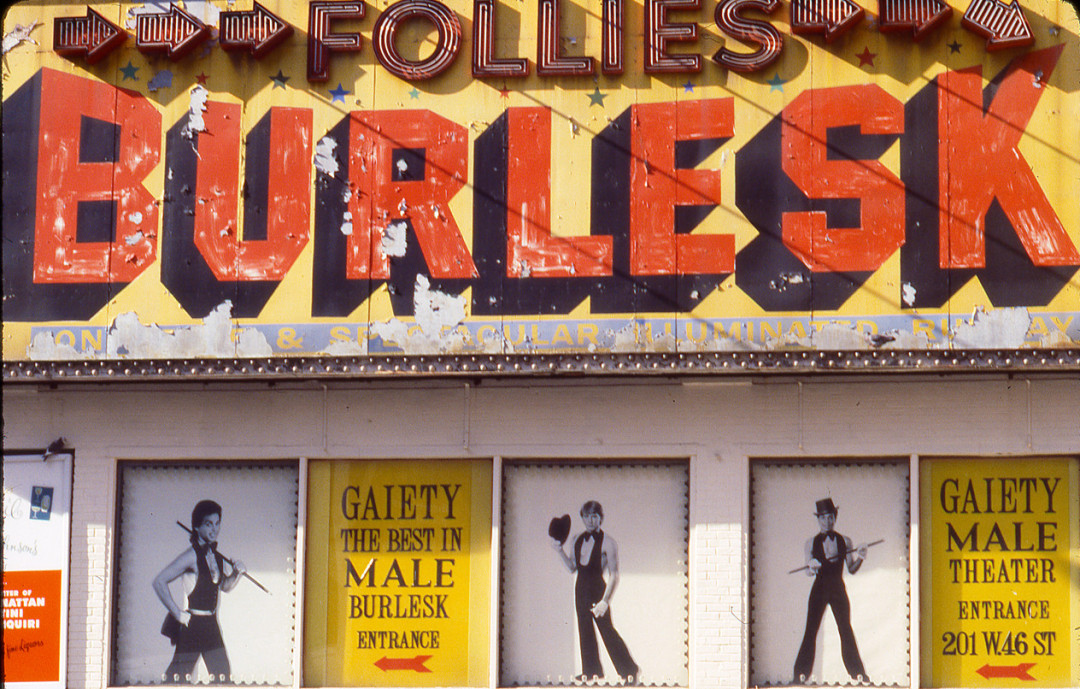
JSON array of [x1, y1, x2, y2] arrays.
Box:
[[53, 0, 1037, 80]]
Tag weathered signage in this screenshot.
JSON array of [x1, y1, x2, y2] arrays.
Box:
[[2, 0, 1078, 360], [919, 457, 1080, 687]]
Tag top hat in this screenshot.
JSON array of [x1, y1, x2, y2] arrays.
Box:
[[549, 514, 572, 544], [814, 498, 838, 515]]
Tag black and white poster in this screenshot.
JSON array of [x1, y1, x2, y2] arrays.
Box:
[[750, 461, 910, 687], [111, 462, 298, 685], [499, 462, 689, 687]]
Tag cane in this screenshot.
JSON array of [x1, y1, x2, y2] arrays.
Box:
[[176, 521, 271, 594], [788, 539, 884, 574]]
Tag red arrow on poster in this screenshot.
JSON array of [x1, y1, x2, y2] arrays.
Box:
[[374, 655, 433, 673], [961, 0, 1034, 51], [135, 5, 211, 61], [791, 0, 864, 42], [53, 8, 127, 64], [220, 2, 293, 58], [976, 663, 1037, 681], [878, 0, 952, 41]]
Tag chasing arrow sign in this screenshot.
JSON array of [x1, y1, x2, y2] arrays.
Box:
[[878, 0, 952, 41], [373, 655, 433, 673], [962, 0, 1034, 50], [53, 8, 126, 64], [791, 0, 864, 42], [220, 2, 294, 58], [976, 663, 1036, 680], [135, 5, 211, 61]]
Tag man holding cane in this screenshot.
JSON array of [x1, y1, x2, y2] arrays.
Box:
[[792, 498, 870, 685]]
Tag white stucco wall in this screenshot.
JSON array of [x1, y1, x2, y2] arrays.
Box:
[[3, 373, 1078, 688]]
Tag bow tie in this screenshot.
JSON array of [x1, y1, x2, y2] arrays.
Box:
[[583, 532, 597, 541]]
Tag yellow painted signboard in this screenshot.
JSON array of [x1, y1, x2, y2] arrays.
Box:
[[2, 1, 1079, 360], [920, 457, 1080, 687], [303, 459, 491, 686]]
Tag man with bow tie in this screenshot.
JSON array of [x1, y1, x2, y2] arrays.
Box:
[[792, 498, 869, 685], [551, 500, 639, 684]]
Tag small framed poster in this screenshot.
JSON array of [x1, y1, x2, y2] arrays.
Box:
[[499, 461, 689, 687], [750, 460, 911, 687], [111, 461, 299, 685]]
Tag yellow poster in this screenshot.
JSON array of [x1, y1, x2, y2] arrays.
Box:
[[304, 460, 491, 686], [920, 457, 1079, 687]]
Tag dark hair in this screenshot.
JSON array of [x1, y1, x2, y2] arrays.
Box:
[[190, 500, 222, 544], [580, 500, 604, 518]]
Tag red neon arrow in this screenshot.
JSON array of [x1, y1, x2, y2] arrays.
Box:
[[135, 5, 211, 61], [976, 663, 1036, 680], [374, 655, 432, 673], [878, 0, 952, 41], [961, 0, 1034, 51], [53, 8, 126, 64], [791, 0, 864, 42], [220, 2, 294, 58]]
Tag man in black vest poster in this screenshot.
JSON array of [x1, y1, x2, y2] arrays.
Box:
[[551, 501, 640, 684], [793, 498, 869, 685]]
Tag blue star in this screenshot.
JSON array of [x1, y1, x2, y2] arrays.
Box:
[[120, 61, 139, 81], [269, 70, 289, 89], [683, 81, 694, 93], [329, 83, 350, 103], [408, 88, 420, 99], [766, 73, 785, 93]]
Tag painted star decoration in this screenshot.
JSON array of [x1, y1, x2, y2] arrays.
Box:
[[856, 47, 877, 67], [329, 83, 350, 103], [408, 88, 420, 99], [499, 83, 512, 99], [947, 40, 962, 54], [195, 72, 209, 85], [683, 81, 695, 93], [766, 73, 786, 92], [269, 70, 289, 89], [120, 61, 139, 81], [588, 87, 607, 106]]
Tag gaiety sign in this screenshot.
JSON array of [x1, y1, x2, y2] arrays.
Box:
[[920, 457, 1080, 688], [2, 1, 1078, 360], [304, 459, 492, 687]]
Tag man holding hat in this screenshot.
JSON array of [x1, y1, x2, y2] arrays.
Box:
[[792, 498, 869, 684], [551, 501, 639, 683]]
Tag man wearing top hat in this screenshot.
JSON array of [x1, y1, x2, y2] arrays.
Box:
[[792, 498, 869, 685]]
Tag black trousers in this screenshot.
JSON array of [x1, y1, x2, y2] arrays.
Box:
[[576, 576, 639, 680], [164, 615, 231, 684], [793, 577, 866, 681]]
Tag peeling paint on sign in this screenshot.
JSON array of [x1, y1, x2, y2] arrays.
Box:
[[951, 306, 1032, 349], [182, 85, 209, 139], [26, 302, 271, 360], [2, 20, 39, 55], [313, 136, 339, 176], [147, 69, 173, 92], [379, 221, 408, 258]]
